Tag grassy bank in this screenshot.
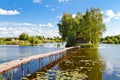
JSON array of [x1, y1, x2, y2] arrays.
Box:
[[78, 44, 98, 48]]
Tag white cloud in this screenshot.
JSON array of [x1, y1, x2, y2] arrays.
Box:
[[0, 27, 8, 31], [102, 10, 114, 23], [51, 9, 55, 11], [0, 22, 36, 27], [56, 16, 62, 19], [56, 14, 76, 19], [72, 14, 76, 18], [33, 0, 41, 3], [47, 23, 54, 27], [58, 0, 69, 2], [0, 22, 54, 27], [102, 10, 120, 37], [42, 30, 60, 38], [45, 5, 49, 7], [114, 12, 120, 19], [0, 22, 56, 37], [0, 8, 20, 15], [38, 22, 54, 27], [102, 10, 120, 23]]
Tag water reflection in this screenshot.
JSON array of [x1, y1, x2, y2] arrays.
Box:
[[59, 48, 104, 80], [0, 44, 62, 63], [99, 44, 120, 80], [27, 48, 104, 80], [1, 44, 120, 80]]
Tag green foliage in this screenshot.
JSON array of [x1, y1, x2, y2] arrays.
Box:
[[57, 8, 106, 47], [36, 36, 45, 40], [0, 33, 62, 46], [19, 33, 30, 41], [81, 8, 106, 44], [79, 44, 97, 48], [5, 38, 13, 41], [19, 40, 31, 46], [101, 35, 120, 44], [65, 35, 76, 47], [29, 37, 41, 44], [54, 36, 62, 42], [0, 38, 6, 45]]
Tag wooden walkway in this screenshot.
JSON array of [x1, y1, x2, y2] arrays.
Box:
[[0, 47, 76, 74]]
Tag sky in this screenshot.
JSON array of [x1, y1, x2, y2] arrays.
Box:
[[0, 0, 120, 38]]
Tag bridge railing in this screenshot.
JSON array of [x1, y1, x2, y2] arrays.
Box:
[[0, 47, 80, 80]]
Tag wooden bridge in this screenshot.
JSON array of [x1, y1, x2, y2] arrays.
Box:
[[0, 47, 80, 79]]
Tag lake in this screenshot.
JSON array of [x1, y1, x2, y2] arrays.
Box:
[[0, 42, 65, 63], [99, 44, 120, 80], [0, 43, 120, 80], [26, 44, 120, 80]]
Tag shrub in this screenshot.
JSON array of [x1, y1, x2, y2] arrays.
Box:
[[79, 44, 97, 48], [19, 41, 30, 46]]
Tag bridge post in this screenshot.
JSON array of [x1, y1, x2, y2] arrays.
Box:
[[21, 63, 24, 77], [27, 62, 30, 74], [38, 58, 40, 69]]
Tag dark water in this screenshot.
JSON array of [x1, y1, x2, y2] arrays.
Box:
[[27, 44, 120, 80], [0, 42, 65, 63]]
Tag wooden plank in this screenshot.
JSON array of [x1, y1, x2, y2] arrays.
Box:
[[0, 47, 76, 74]]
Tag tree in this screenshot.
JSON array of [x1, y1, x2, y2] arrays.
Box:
[[29, 36, 40, 44], [57, 13, 78, 47], [57, 8, 106, 47], [36, 36, 44, 40], [101, 35, 120, 44], [81, 8, 106, 44], [19, 33, 30, 41]]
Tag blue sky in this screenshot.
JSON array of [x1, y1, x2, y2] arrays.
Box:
[[0, 0, 120, 37]]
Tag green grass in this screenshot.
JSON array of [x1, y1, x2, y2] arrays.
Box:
[[19, 41, 31, 46], [78, 44, 98, 48]]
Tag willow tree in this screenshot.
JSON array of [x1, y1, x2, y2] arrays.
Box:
[[82, 8, 106, 45], [57, 13, 81, 47], [57, 8, 106, 47]]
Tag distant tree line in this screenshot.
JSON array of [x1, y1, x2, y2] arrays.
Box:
[[57, 8, 106, 47], [101, 35, 120, 44], [0, 33, 62, 46]]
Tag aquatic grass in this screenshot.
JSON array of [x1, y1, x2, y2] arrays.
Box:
[[21, 77, 28, 80], [22, 48, 104, 80], [28, 68, 87, 79], [0, 75, 6, 80]]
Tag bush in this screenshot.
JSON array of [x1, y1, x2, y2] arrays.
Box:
[[19, 33, 30, 41], [79, 44, 97, 48], [19, 41, 30, 46], [101, 35, 120, 44]]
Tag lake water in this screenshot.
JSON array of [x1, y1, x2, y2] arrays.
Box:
[[0, 43, 120, 80], [26, 44, 120, 80], [0, 42, 65, 63], [99, 44, 120, 80]]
